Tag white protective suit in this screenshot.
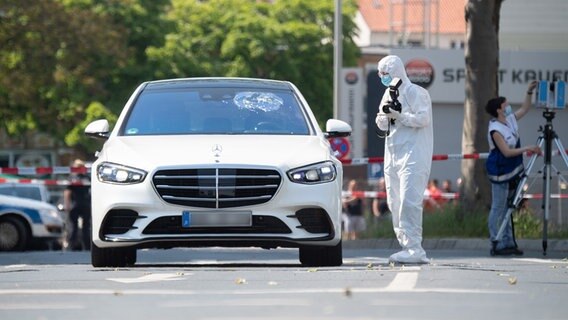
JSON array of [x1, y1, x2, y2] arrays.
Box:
[[375, 55, 433, 264]]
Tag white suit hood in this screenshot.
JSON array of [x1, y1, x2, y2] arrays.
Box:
[[377, 55, 411, 92]]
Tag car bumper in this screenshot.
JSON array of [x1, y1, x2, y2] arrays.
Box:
[[91, 172, 342, 249]]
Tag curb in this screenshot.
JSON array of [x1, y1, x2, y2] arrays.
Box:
[[343, 238, 568, 252]]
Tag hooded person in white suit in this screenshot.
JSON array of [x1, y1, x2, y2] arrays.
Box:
[[375, 55, 433, 264]]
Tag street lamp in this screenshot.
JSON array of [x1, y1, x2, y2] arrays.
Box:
[[333, 0, 342, 119]]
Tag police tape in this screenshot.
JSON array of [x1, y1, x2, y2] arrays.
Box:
[[343, 191, 568, 200], [0, 166, 91, 185], [344, 190, 458, 200], [340, 149, 567, 165], [0, 177, 89, 186], [0, 149, 562, 175], [0, 148, 566, 186], [0, 166, 89, 175]]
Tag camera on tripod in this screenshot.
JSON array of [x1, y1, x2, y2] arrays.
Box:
[[382, 77, 403, 114], [534, 80, 566, 109]]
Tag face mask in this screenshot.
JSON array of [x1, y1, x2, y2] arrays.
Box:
[[381, 74, 392, 87], [504, 105, 513, 117]]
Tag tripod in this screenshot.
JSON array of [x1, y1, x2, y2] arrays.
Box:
[[492, 110, 568, 256]]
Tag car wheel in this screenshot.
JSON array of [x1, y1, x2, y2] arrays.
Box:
[[91, 242, 137, 267], [0, 216, 29, 251], [299, 241, 343, 267]]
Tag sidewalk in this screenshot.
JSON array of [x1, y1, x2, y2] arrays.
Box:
[[343, 238, 568, 252]]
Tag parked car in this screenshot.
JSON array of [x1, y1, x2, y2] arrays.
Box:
[[0, 183, 51, 204], [85, 77, 351, 267], [0, 194, 64, 251]]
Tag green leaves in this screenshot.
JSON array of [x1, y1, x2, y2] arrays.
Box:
[[0, 0, 359, 153]]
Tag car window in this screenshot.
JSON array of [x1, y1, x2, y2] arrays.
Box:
[[121, 87, 311, 136], [0, 185, 43, 202]]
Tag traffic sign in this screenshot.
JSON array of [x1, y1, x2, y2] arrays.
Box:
[[329, 137, 350, 160]]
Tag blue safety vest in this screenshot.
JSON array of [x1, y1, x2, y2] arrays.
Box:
[[486, 118, 524, 183]]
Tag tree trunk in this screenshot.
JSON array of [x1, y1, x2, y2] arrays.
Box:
[[460, 0, 503, 213]]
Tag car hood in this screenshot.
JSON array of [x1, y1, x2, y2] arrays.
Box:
[[98, 135, 334, 171]]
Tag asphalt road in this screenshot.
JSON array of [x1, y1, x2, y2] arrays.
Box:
[[0, 245, 567, 320]]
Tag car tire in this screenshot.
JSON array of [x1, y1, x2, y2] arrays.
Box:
[[299, 241, 343, 267], [91, 242, 137, 267], [0, 216, 29, 251]]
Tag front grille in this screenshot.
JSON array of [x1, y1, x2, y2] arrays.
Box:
[[142, 215, 291, 234], [153, 168, 281, 208]]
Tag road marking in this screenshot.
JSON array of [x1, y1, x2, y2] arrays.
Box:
[[0, 303, 84, 310], [0, 286, 515, 296], [512, 258, 568, 264], [161, 298, 312, 307], [107, 273, 188, 283], [384, 272, 418, 292], [3, 264, 28, 269]]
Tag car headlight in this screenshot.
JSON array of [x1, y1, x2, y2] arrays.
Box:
[[97, 162, 147, 184], [287, 161, 337, 184], [39, 209, 64, 226]]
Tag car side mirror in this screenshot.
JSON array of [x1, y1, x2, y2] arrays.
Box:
[[324, 119, 352, 138], [85, 119, 110, 139]]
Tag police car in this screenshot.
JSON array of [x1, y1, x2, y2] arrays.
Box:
[[0, 194, 65, 251]]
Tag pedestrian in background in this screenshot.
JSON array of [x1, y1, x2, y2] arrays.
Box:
[[342, 179, 366, 240], [63, 159, 92, 251], [371, 177, 390, 223]]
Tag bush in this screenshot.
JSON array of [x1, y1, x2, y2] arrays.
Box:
[[362, 203, 568, 239]]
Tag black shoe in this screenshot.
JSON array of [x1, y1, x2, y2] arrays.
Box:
[[507, 247, 524, 256], [493, 247, 524, 256]]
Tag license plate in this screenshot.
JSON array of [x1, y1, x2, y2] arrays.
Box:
[[182, 211, 252, 228]]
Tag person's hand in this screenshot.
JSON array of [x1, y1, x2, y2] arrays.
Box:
[[526, 145, 541, 155], [376, 112, 388, 120], [527, 80, 538, 94], [385, 104, 401, 119]]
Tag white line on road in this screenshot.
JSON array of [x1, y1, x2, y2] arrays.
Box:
[[512, 258, 568, 264], [384, 272, 418, 292], [0, 286, 515, 296], [107, 273, 190, 283], [0, 303, 84, 310]]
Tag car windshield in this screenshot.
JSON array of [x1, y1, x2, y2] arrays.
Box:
[[121, 86, 311, 136], [0, 185, 43, 202]]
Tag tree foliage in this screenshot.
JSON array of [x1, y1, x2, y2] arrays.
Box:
[[0, 0, 130, 152], [147, 0, 360, 123], [0, 0, 359, 153]]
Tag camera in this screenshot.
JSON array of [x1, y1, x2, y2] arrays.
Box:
[[382, 77, 403, 114]]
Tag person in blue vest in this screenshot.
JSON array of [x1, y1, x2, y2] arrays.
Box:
[[485, 81, 541, 256]]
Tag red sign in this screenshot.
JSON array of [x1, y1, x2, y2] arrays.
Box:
[[405, 59, 435, 89], [329, 137, 350, 160]]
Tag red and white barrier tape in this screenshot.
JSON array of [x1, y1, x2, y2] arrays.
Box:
[[0, 149, 563, 174], [0, 177, 90, 186], [0, 166, 89, 175], [343, 190, 568, 200], [340, 149, 567, 165], [341, 152, 490, 164], [0, 149, 566, 186], [343, 190, 459, 200]]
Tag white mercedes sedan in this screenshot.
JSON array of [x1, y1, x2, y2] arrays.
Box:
[[85, 77, 351, 267]]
